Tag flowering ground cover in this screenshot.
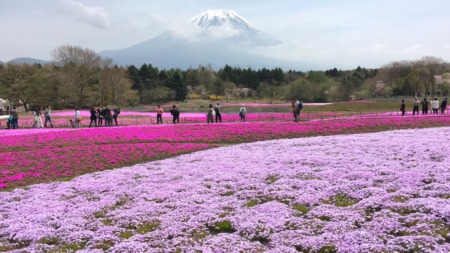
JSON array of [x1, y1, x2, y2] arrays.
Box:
[[6, 109, 448, 128], [2, 115, 450, 190], [0, 127, 449, 252]]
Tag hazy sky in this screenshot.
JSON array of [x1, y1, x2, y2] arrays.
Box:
[[1, 0, 450, 70]]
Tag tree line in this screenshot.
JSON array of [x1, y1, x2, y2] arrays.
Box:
[[1, 44, 449, 112]]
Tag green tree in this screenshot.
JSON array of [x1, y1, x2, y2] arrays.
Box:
[[165, 71, 187, 101]]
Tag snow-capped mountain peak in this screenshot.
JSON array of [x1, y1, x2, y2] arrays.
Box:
[[191, 10, 258, 33]]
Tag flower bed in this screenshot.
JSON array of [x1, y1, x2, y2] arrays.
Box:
[[0, 127, 449, 252], [2, 116, 450, 190]]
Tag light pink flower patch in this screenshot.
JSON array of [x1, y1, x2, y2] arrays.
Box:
[[0, 127, 449, 252]]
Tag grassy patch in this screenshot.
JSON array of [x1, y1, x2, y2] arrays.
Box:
[[119, 230, 134, 239], [323, 194, 358, 207], [136, 220, 160, 234], [292, 204, 310, 215], [207, 220, 236, 234], [265, 175, 279, 184]]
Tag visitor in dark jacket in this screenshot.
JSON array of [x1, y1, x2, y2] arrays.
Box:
[[169, 105, 180, 124], [440, 97, 447, 114], [421, 98, 428, 115], [214, 103, 222, 123], [89, 107, 97, 127], [400, 100, 406, 116], [112, 105, 120, 126]]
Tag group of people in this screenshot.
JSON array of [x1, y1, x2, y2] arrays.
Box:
[[30, 106, 54, 128], [156, 103, 248, 124], [206, 103, 247, 123], [82, 105, 121, 128], [400, 97, 448, 116], [6, 107, 19, 129], [155, 104, 180, 124], [206, 103, 223, 123]]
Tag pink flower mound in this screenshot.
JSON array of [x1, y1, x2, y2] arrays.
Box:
[[1, 127, 449, 252]]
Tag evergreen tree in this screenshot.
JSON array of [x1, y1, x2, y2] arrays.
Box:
[[165, 72, 187, 101]]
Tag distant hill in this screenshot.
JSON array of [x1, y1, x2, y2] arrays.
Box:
[[7, 58, 50, 65]]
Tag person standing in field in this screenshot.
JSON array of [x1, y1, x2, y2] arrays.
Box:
[[11, 107, 19, 129], [156, 105, 164, 124], [207, 104, 214, 124], [32, 107, 42, 128], [170, 105, 180, 124], [104, 105, 112, 126], [412, 98, 420, 115], [440, 97, 447, 114], [44, 105, 53, 128], [400, 100, 406, 116], [38, 107, 44, 128], [296, 100, 303, 121], [239, 104, 247, 122], [97, 105, 104, 126], [421, 98, 428, 115], [214, 103, 222, 123], [112, 105, 120, 126], [74, 108, 81, 128], [431, 98, 439, 114], [7, 113, 13, 129], [292, 99, 299, 122], [89, 107, 97, 127]]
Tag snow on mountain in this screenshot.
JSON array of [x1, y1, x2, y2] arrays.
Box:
[[191, 9, 280, 46], [191, 10, 258, 34]]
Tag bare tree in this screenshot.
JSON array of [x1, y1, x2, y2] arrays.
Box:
[[415, 56, 446, 96], [99, 60, 137, 105], [52, 45, 102, 108]]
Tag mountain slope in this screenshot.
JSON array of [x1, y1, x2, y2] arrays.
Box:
[[98, 10, 290, 69]]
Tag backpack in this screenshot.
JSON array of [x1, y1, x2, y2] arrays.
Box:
[[297, 101, 303, 110]]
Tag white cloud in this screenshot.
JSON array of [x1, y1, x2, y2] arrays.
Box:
[[60, 0, 110, 29]]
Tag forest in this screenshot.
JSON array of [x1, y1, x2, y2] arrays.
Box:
[[0, 45, 449, 111]]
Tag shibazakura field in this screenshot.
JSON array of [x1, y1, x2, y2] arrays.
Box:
[[1, 115, 450, 252]]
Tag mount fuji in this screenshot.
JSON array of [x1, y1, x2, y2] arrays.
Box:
[[98, 10, 295, 70]]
